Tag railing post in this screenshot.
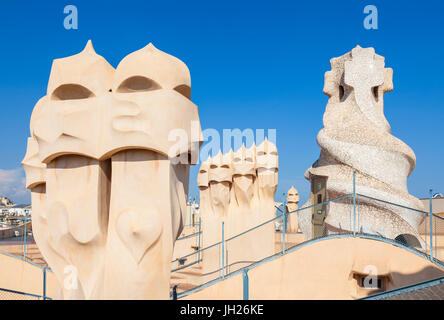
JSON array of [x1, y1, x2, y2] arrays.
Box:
[[282, 209, 287, 254], [172, 285, 178, 300], [24, 214, 27, 260], [429, 189, 433, 260], [353, 171, 356, 236], [425, 207, 428, 252], [242, 268, 249, 300], [197, 217, 201, 262], [43, 267, 47, 300], [221, 221, 225, 279], [357, 197, 360, 233]]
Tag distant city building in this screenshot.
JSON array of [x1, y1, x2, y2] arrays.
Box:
[[0, 196, 14, 207], [420, 193, 444, 216], [0, 195, 31, 217], [5, 205, 31, 217]]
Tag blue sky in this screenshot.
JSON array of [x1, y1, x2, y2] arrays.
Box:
[[0, 0, 443, 204]]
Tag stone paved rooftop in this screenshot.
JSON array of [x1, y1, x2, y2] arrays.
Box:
[[364, 276, 444, 300]]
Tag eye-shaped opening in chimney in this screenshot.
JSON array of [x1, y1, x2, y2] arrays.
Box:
[[117, 76, 161, 93], [174, 84, 191, 99], [372, 86, 379, 102], [339, 85, 345, 101], [51, 84, 95, 100]]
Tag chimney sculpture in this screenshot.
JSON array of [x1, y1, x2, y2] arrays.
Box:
[[197, 139, 278, 278], [286, 186, 300, 233], [22, 41, 202, 299], [299, 46, 424, 248]]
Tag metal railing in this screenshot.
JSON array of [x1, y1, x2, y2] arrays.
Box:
[[172, 218, 202, 270], [0, 249, 51, 300], [171, 172, 444, 299], [0, 214, 38, 262], [1, 173, 441, 300], [0, 287, 50, 300], [0, 214, 52, 300]]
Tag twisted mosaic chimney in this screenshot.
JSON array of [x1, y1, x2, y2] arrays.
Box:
[[299, 46, 425, 247]]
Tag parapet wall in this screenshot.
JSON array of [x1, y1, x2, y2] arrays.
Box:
[[183, 236, 444, 300], [0, 252, 58, 299]]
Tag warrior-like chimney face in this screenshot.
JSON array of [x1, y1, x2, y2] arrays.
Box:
[[208, 150, 233, 183], [47, 40, 115, 100], [112, 43, 191, 97], [208, 150, 233, 217], [287, 186, 300, 204], [233, 144, 256, 177], [33, 41, 202, 165], [233, 144, 256, 208], [23, 40, 202, 299], [256, 138, 278, 195], [197, 159, 210, 189]]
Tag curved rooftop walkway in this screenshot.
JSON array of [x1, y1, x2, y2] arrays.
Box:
[[178, 234, 444, 300]]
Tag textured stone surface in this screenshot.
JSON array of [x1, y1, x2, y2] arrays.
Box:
[[197, 139, 278, 277], [199, 138, 278, 223], [380, 283, 444, 300], [300, 46, 425, 246], [286, 186, 300, 232], [29, 42, 201, 164], [374, 278, 444, 300], [22, 41, 202, 299]]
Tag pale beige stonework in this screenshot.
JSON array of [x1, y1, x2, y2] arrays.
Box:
[[286, 186, 300, 232], [18, 42, 433, 300], [0, 252, 59, 299], [300, 46, 425, 247], [197, 139, 278, 278], [184, 237, 444, 300], [22, 41, 202, 299]]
